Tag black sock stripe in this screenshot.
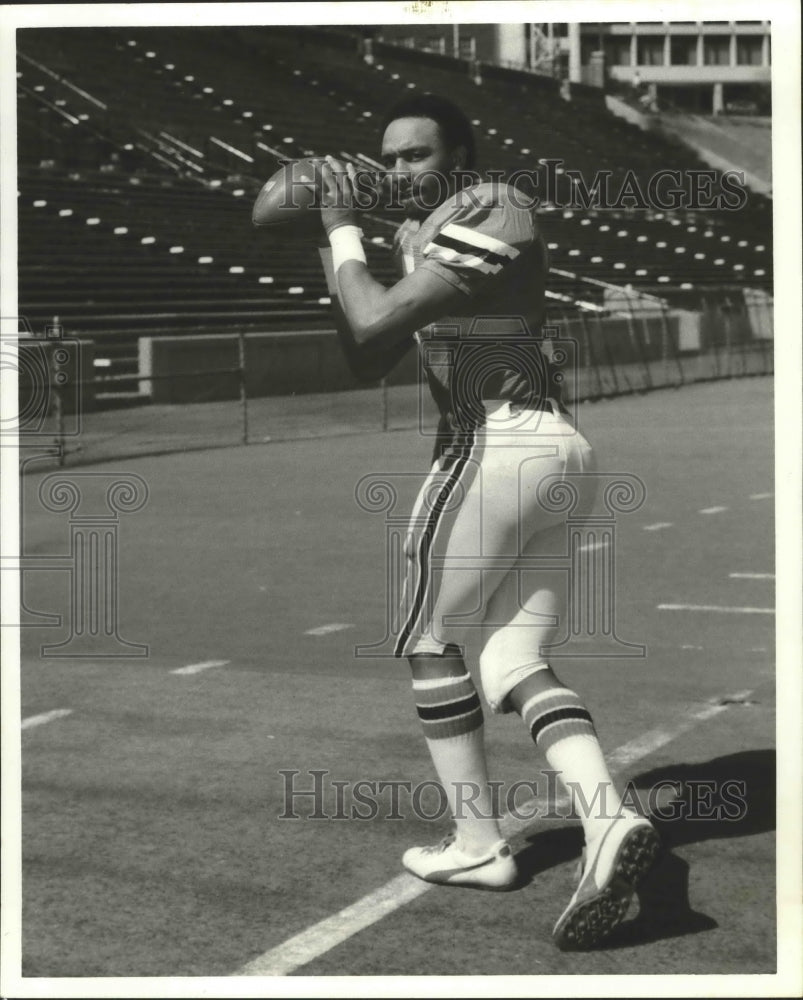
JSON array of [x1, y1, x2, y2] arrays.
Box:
[[529, 707, 594, 742], [417, 693, 482, 722]]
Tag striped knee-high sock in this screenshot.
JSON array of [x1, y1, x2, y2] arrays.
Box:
[[520, 686, 634, 842], [413, 673, 502, 853]]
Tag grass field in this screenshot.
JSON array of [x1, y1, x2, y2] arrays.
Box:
[[7, 375, 794, 990]]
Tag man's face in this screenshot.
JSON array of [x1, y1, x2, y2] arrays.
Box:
[[380, 116, 462, 219]]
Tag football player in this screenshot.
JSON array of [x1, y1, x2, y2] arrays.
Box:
[[315, 93, 660, 950]]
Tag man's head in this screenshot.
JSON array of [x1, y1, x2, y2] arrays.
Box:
[[380, 94, 476, 218]]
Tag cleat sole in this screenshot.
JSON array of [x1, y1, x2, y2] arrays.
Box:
[[553, 825, 662, 951]]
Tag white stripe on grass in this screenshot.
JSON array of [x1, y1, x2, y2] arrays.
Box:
[[658, 603, 774, 615], [304, 624, 354, 636], [171, 659, 230, 675], [21, 708, 72, 730]]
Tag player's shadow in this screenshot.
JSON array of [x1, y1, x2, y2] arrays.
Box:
[[514, 748, 775, 948]]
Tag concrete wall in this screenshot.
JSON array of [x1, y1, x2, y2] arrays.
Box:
[[609, 65, 770, 84], [495, 23, 528, 66], [139, 330, 420, 404], [138, 303, 771, 405]]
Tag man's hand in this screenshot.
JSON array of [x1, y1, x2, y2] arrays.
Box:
[[318, 154, 464, 358], [320, 155, 379, 234]]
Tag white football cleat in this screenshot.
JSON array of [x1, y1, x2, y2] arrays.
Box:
[[552, 815, 662, 950], [402, 833, 518, 890]]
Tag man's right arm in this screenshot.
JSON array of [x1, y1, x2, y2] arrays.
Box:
[[318, 246, 416, 383]]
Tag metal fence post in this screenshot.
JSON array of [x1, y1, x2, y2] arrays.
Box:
[[595, 309, 621, 395], [237, 330, 249, 445], [51, 343, 66, 467], [657, 299, 684, 386], [380, 377, 389, 432], [577, 310, 603, 399], [722, 294, 735, 378], [625, 295, 653, 391]]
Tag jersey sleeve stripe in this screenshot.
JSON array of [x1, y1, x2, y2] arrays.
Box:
[[422, 241, 503, 275], [424, 233, 511, 270], [440, 222, 520, 259]]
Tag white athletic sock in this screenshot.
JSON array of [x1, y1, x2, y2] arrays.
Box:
[[544, 733, 640, 842], [413, 673, 503, 854], [521, 688, 639, 843]]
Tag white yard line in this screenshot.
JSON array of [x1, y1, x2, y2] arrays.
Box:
[[237, 874, 431, 976], [21, 708, 73, 730], [749, 492, 773, 500], [642, 522, 673, 531], [234, 689, 753, 977], [729, 572, 774, 580], [606, 691, 753, 770], [304, 623, 354, 636], [699, 506, 728, 515], [170, 659, 230, 676], [658, 603, 774, 615]]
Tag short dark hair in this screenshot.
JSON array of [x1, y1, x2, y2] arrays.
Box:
[[381, 93, 477, 170]]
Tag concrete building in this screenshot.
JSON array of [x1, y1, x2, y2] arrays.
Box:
[[375, 22, 771, 114]]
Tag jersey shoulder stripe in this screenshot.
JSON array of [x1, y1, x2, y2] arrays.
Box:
[[423, 233, 508, 275], [440, 222, 520, 260], [424, 236, 503, 274]]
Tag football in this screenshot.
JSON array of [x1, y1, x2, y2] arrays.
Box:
[[252, 157, 325, 236]]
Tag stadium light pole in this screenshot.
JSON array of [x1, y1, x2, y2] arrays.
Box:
[[453, 23, 459, 58]]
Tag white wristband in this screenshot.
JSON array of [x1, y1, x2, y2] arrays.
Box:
[[329, 225, 366, 273]]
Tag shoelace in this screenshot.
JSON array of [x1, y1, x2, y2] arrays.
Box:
[[421, 833, 457, 856]]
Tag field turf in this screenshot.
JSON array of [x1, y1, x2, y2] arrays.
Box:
[[11, 376, 785, 984]]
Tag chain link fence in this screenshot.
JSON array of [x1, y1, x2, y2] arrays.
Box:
[[9, 290, 772, 471]]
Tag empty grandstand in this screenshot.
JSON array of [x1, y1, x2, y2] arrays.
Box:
[[16, 24, 772, 421]]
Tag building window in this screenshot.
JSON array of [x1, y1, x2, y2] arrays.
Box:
[[736, 36, 763, 65], [637, 37, 665, 66], [423, 35, 447, 54], [670, 36, 698, 65], [581, 37, 601, 65], [459, 36, 476, 60], [703, 36, 731, 65], [604, 37, 632, 66]]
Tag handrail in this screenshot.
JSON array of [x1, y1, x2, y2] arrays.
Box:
[[549, 265, 668, 307], [18, 82, 80, 125], [18, 50, 108, 110], [209, 136, 254, 164]]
